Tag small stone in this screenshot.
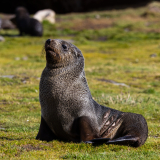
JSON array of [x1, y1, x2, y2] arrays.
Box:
[[0, 75, 15, 79], [124, 28, 129, 32], [135, 59, 139, 63], [15, 57, 20, 61], [22, 80, 27, 84], [150, 53, 157, 58], [0, 128, 5, 130], [95, 14, 100, 19], [0, 36, 5, 41], [22, 56, 28, 60]]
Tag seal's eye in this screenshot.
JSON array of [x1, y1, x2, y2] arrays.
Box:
[[62, 44, 68, 50]]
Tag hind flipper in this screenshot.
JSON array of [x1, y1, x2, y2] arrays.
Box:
[[85, 135, 139, 147], [36, 116, 58, 142], [106, 135, 139, 147], [78, 116, 99, 141]]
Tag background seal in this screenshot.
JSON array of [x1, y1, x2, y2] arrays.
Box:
[[15, 7, 43, 36]]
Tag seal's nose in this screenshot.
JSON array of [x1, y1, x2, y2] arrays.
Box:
[[46, 39, 51, 45]]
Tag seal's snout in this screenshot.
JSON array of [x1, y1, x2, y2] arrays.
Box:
[[45, 39, 62, 64], [46, 39, 51, 45], [45, 39, 54, 52], [45, 39, 57, 48]]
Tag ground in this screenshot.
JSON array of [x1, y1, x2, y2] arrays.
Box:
[[0, 3, 160, 159]]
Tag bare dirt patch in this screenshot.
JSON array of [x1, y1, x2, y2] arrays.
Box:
[[70, 18, 113, 30]]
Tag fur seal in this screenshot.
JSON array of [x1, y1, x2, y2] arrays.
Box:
[[15, 7, 43, 36], [36, 39, 148, 147]]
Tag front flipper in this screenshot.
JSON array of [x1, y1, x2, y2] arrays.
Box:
[[106, 135, 139, 147], [36, 116, 58, 142], [78, 116, 99, 141], [78, 116, 111, 144]]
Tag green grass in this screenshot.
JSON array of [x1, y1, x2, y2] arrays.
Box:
[[0, 3, 160, 159]]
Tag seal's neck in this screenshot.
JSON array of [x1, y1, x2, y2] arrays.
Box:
[[46, 59, 84, 78], [44, 64, 84, 79]]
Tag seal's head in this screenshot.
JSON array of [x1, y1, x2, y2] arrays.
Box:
[[15, 7, 29, 19], [45, 39, 84, 69]]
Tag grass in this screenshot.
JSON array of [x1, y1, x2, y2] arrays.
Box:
[[0, 3, 160, 159]]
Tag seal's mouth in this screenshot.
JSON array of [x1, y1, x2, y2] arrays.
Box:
[[45, 46, 55, 54], [45, 39, 61, 56], [44, 39, 63, 66]]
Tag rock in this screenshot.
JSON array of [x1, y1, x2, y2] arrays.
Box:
[[22, 56, 28, 61], [15, 57, 20, 61], [33, 9, 55, 24], [95, 14, 100, 19], [142, 1, 160, 17], [0, 19, 15, 29], [0, 75, 15, 79], [97, 79, 130, 87], [150, 53, 157, 58], [0, 36, 5, 41], [148, 2, 160, 14]]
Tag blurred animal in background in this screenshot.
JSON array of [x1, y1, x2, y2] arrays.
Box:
[[14, 7, 43, 36], [33, 9, 56, 24]]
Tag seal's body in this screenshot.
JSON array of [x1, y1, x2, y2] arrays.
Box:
[[36, 39, 148, 147], [15, 7, 43, 36]]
